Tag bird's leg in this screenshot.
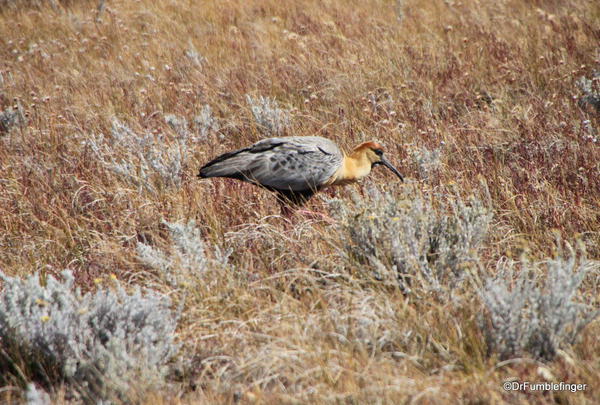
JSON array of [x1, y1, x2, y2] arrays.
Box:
[[279, 201, 295, 218], [277, 200, 335, 224], [276, 192, 335, 224], [294, 208, 336, 224]]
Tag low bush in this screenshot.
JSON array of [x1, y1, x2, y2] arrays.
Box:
[[0, 270, 179, 402]]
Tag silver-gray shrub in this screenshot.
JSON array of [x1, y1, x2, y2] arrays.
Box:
[[0, 270, 179, 401], [576, 71, 600, 113], [185, 41, 206, 67], [0, 104, 25, 135], [85, 119, 189, 194], [194, 104, 219, 141], [246, 95, 291, 136], [409, 146, 442, 183], [331, 187, 491, 295], [137, 220, 232, 288], [25, 383, 50, 405], [164, 113, 190, 138], [164, 106, 219, 142], [479, 253, 599, 361]]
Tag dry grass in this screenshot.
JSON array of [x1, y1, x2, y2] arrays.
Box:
[[0, 0, 599, 403]]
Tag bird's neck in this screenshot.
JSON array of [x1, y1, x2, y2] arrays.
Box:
[[332, 150, 372, 185]]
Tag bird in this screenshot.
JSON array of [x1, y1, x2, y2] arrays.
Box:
[[198, 136, 403, 206]]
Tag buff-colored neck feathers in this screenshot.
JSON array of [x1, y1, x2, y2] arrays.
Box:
[[331, 142, 381, 185]]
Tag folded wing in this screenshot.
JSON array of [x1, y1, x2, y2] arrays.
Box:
[[199, 136, 343, 194]]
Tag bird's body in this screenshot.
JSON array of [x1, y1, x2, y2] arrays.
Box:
[[199, 136, 403, 205]]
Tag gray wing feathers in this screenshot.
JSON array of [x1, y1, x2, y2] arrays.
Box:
[[200, 137, 343, 191]]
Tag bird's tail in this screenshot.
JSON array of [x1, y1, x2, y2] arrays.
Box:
[[198, 149, 250, 179]]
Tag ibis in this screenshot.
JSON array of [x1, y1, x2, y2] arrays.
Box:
[[198, 136, 403, 205]]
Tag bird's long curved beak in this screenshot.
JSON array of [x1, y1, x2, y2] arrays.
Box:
[[378, 156, 404, 182]]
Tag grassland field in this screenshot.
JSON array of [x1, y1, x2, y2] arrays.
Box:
[[0, 0, 599, 403]]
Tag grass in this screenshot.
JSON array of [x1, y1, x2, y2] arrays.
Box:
[[0, 0, 599, 403]]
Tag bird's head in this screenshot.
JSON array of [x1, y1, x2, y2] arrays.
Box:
[[353, 141, 404, 181]]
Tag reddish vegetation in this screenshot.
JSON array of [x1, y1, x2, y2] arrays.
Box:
[[0, 0, 598, 403]]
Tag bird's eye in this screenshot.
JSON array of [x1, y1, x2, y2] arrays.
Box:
[[374, 149, 383, 156]]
